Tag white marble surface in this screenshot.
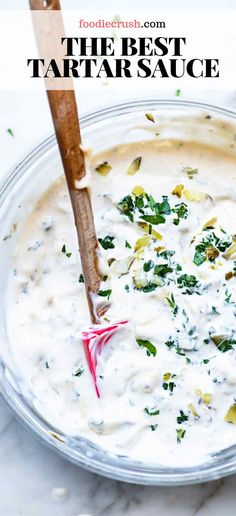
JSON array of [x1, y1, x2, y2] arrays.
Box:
[[1, 0, 236, 514]]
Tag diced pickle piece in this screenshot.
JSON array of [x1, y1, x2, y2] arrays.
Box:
[[134, 235, 150, 251], [172, 184, 184, 198], [203, 217, 217, 230], [163, 372, 171, 381], [183, 189, 207, 202], [127, 156, 142, 175], [225, 404, 236, 424], [132, 185, 145, 196], [205, 247, 219, 260], [138, 222, 162, 240], [145, 113, 155, 123], [188, 403, 199, 417], [202, 393, 212, 404], [95, 161, 112, 176], [211, 334, 228, 346], [223, 243, 236, 260]]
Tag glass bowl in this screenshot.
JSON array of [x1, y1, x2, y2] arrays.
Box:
[[1, 98, 236, 486]]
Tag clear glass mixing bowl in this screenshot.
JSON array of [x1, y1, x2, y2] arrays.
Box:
[[1, 98, 236, 486]]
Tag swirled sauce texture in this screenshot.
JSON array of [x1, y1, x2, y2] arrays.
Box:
[[7, 139, 236, 466]]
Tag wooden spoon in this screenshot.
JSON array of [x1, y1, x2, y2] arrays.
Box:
[[29, 0, 101, 323]]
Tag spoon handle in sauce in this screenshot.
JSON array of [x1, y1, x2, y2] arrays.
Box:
[[29, 0, 101, 323]]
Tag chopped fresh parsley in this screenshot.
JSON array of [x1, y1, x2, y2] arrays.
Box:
[[157, 249, 175, 259], [97, 289, 112, 300], [73, 367, 84, 377], [149, 424, 158, 431], [136, 338, 157, 357], [165, 293, 178, 316], [61, 244, 72, 257], [7, 128, 14, 137], [177, 274, 198, 294], [163, 381, 176, 393], [176, 428, 186, 443], [79, 274, 84, 283], [144, 407, 160, 416], [175, 89, 181, 96], [117, 192, 188, 228], [193, 250, 206, 266], [117, 195, 134, 222], [98, 235, 115, 250], [172, 203, 188, 226], [143, 260, 154, 272], [135, 282, 158, 293], [225, 289, 232, 304], [125, 240, 131, 249], [141, 213, 165, 225], [177, 410, 189, 424], [165, 339, 175, 350], [211, 306, 220, 315], [193, 231, 231, 266], [176, 345, 186, 356], [154, 263, 173, 277]]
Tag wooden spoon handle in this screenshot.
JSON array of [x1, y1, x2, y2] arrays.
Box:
[[29, 0, 60, 9], [47, 90, 101, 316], [29, 0, 101, 323]]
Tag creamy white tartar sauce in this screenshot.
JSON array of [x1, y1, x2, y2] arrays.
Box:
[[6, 134, 236, 467]]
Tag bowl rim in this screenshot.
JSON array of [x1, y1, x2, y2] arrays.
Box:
[[2, 96, 236, 486]]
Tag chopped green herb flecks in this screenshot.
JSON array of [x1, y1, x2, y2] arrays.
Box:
[[98, 235, 115, 250], [117, 195, 134, 222], [193, 250, 206, 266], [143, 260, 154, 272], [193, 230, 232, 266], [177, 410, 189, 424], [79, 274, 84, 283], [165, 294, 178, 316], [61, 244, 72, 257], [177, 274, 198, 294], [7, 128, 14, 137], [176, 428, 186, 443], [97, 289, 112, 300], [154, 263, 173, 278], [144, 407, 160, 416], [149, 424, 158, 431], [136, 338, 157, 357], [117, 191, 188, 229], [172, 203, 188, 226], [73, 367, 84, 377], [163, 380, 176, 393]]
